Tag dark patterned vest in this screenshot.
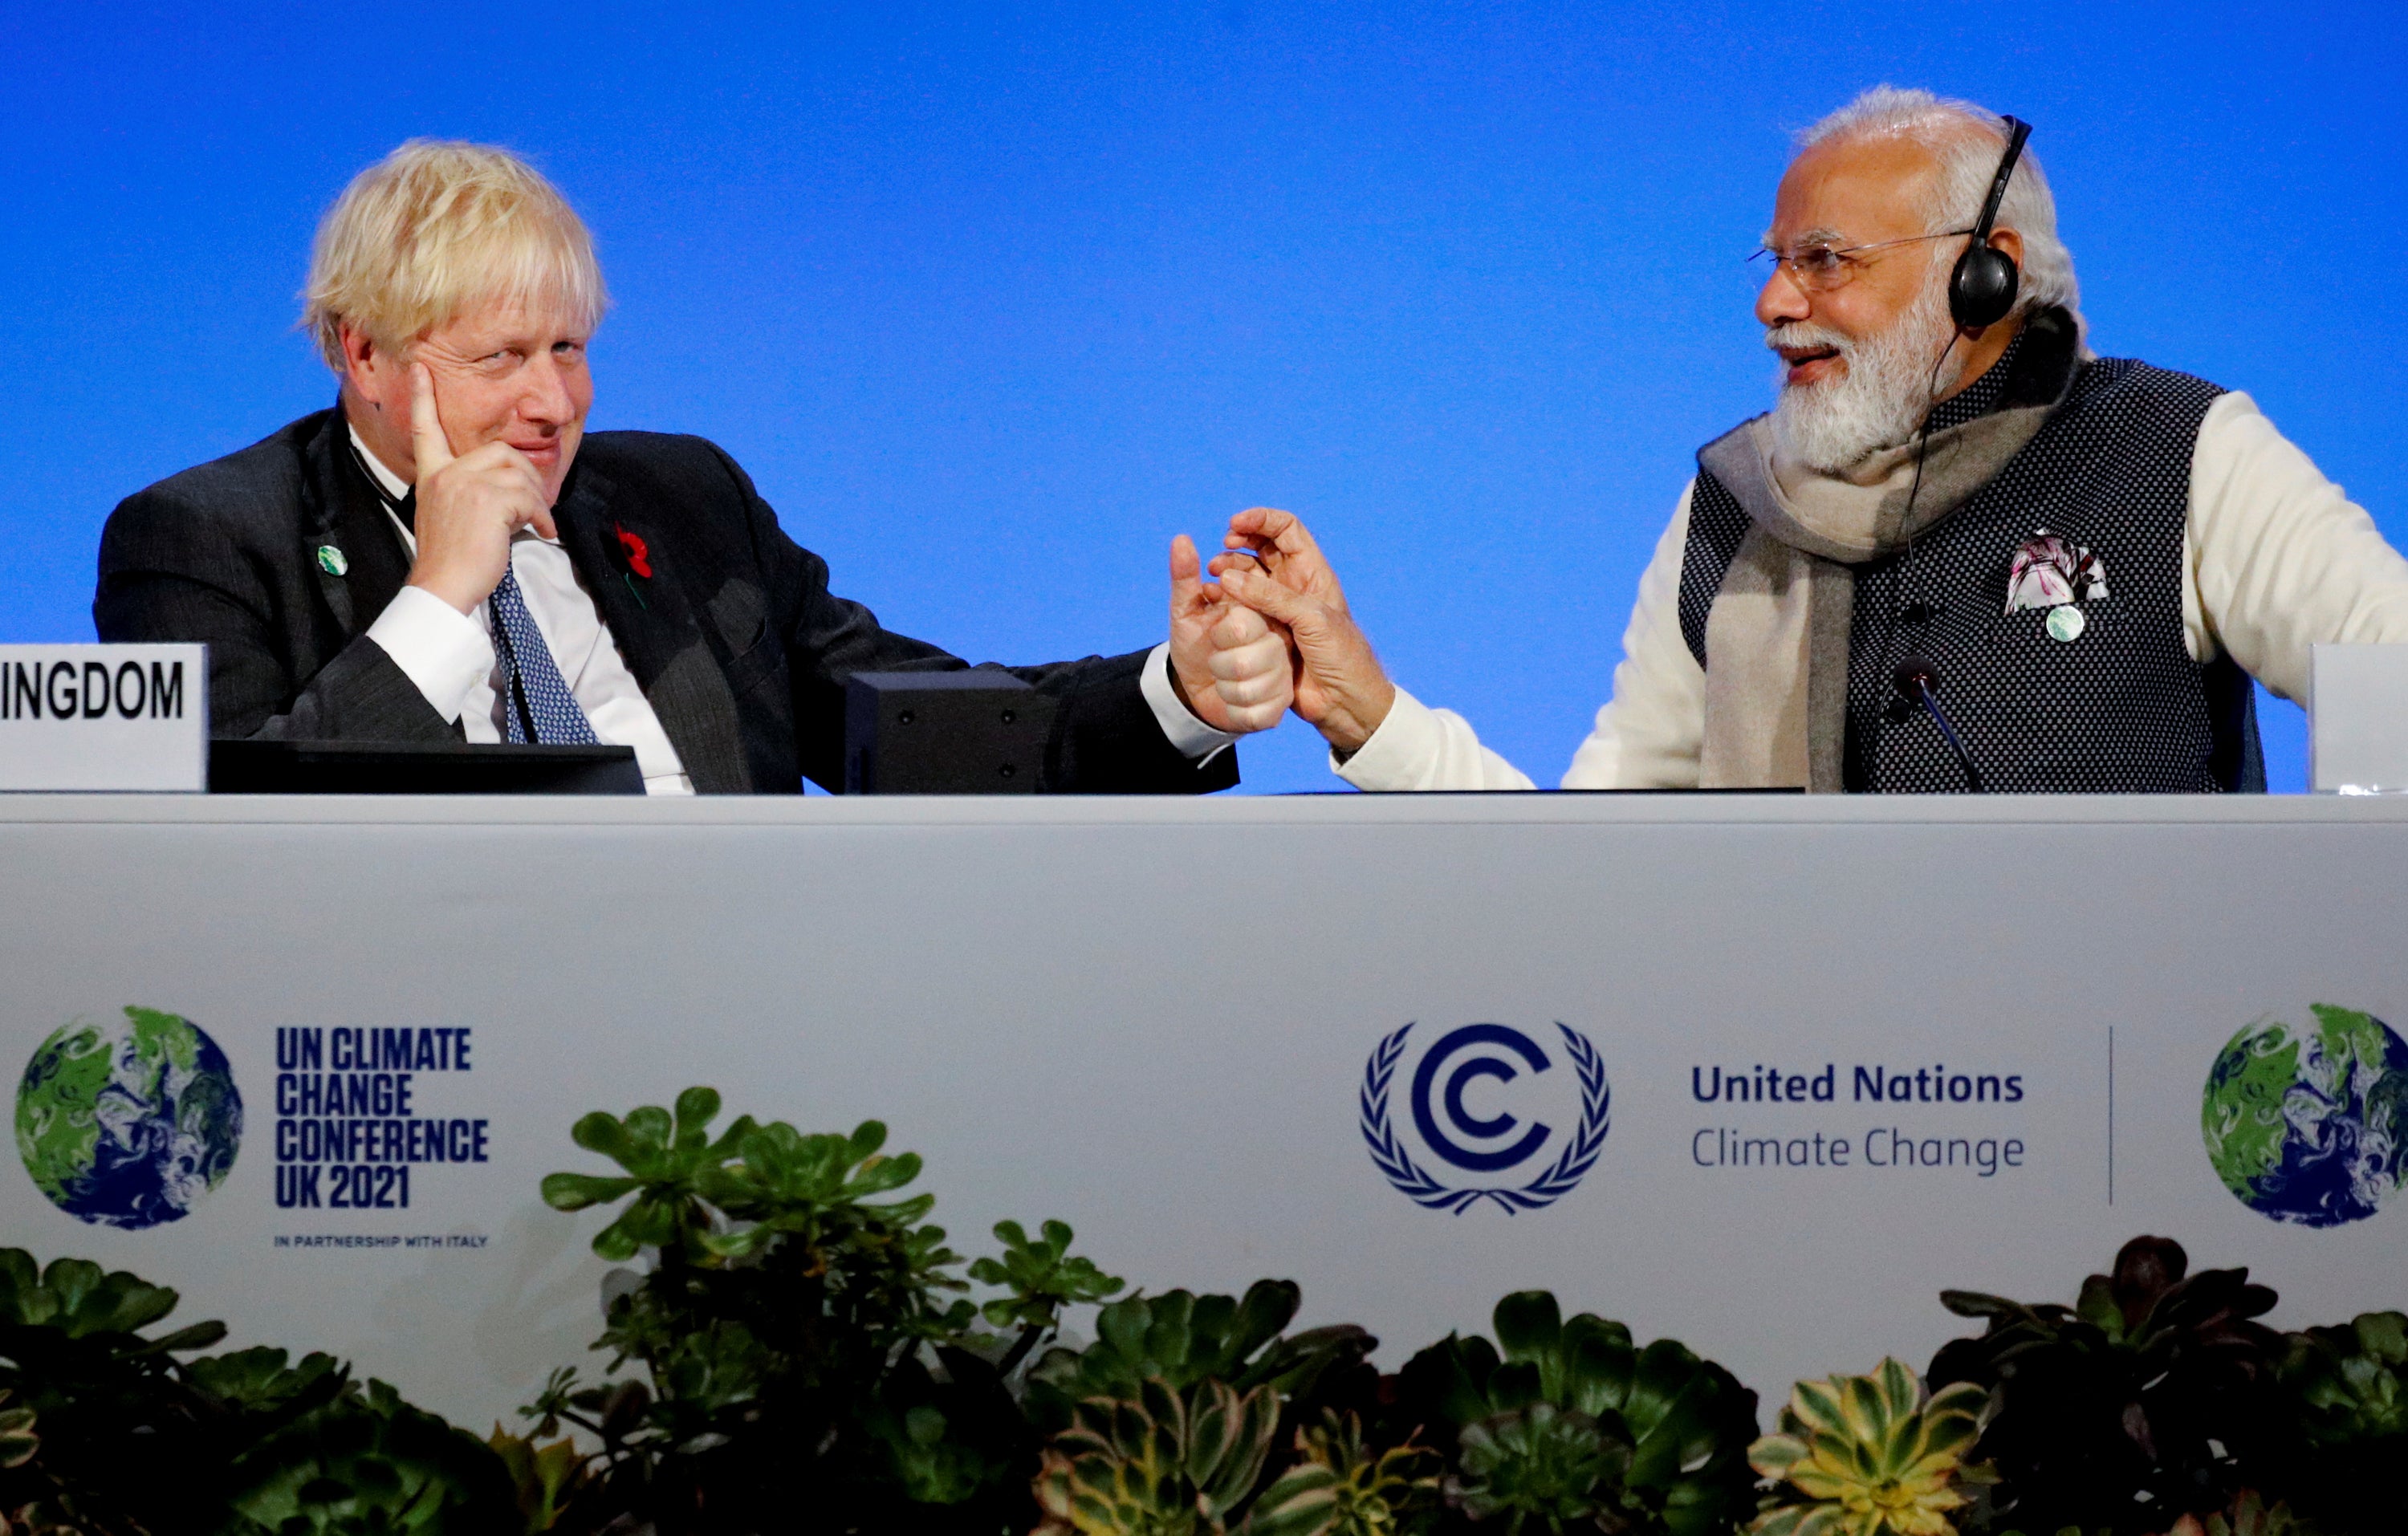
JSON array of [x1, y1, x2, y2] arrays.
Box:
[[1677, 327, 2264, 792]]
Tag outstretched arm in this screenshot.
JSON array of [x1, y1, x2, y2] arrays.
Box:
[[699, 441, 1261, 792], [1208, 506, 1536, 790], [1208, 496, 1706, 791]]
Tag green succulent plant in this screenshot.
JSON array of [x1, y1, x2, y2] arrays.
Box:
[[2280, 1308, 2407, 1442], [1246, 1411, 1439, 1536], [705, 1117, 947, 1268], [1397, 1291, 1759, 1536], [973, 1219, 1129, 1335], [1029, 1281, 1373, 1432], [537, 1085, 759, 1263], [1927, 1236, 2286, 1535], [2268, 1310, 2405, 1534], [1450, 1400, 1633, 1532], [0, 1250, 519, 1536], [184, 1347, 350, 1415], [485, 1424, 596, 1532], [1034, 1375, 1284, 1535], [535, 1087, 1126, 1534], [855, 1346, 1040, 1511], [1747, 1358, 1987, 1536], [0, 1250, 227, 1359], [0, 1395, 35, 1472], [0, 1251, 225, 1531], [221, 1376, 518, 1534]]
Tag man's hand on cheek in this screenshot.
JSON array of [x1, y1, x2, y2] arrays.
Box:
[[404, 362, 556, 616]]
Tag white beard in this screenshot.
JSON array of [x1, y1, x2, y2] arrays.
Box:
[[1768, 278, 1963, 473]]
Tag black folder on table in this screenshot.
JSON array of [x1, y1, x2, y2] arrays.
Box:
[[209, 740, 644, 795]]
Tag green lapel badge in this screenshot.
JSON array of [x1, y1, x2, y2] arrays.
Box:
[[315, 545, 349, 578]]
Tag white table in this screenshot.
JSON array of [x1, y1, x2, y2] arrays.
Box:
[[5, 792, 2402, 1424]]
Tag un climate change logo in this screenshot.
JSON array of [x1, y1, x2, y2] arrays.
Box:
[[2203, 1003, 2408, 1229], [1360, 1022, 1609, 1213], [16, 1007, 243, 1230]]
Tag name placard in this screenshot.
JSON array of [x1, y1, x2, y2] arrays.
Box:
[[0, 644, 207, 790]]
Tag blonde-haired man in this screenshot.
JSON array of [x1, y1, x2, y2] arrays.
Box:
[[97, 140, 1287, 793]]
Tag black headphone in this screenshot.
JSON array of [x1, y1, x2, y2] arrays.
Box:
[[1946, 116, 2032, 330]]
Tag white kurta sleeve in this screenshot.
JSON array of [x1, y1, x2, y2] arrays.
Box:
[[1561, 483, 1706, 788], [2187, 392, 2408, 703], [1331, 687, 1539, 790], [1332, 482, 1707, 791]]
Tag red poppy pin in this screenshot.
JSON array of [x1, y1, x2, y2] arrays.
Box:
[[613, 523, 653, 579], [610, 522, 653, 609]]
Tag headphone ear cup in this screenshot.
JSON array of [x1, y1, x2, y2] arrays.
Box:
[[1950, 246, 2020, 330]]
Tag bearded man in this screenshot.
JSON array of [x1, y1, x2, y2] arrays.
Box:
[[95, 140, 1290, 794], [1211, 87, 2408, 792]]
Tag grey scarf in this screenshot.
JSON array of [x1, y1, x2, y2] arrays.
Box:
[[1694, 312, 2081, 790]]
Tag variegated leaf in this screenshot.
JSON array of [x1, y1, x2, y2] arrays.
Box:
[[1789, 1378, 1847, 1436], [1747, 1506, 1812, 1536], [1748, 1432, 1809, 1477]]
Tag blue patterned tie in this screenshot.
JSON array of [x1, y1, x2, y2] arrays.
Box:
[[488, 563, 600, 746]]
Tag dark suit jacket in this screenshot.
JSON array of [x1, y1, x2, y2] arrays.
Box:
[[93, 408, 1237, 794]]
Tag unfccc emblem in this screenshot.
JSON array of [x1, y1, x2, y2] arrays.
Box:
[[1359, 1022, 1609, 1213]]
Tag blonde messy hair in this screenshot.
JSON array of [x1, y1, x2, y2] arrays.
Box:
[[300, 139, 608, 369]]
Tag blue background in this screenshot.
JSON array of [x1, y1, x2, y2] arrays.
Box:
[[5, 2, 2402, 793]]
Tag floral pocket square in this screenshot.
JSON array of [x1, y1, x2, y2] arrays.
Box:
[[2006, 529, 2107, 614]]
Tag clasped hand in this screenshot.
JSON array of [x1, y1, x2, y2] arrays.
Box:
[[1199, 507, 1397, 757], [1168, 533, 1294, 733]]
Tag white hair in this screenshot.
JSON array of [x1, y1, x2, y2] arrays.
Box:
[[1797, 86, 2081, 327]]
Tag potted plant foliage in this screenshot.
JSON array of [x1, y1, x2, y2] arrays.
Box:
[[8, 1084, 2402, 1536]]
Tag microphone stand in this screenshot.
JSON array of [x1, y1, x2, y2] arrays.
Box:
[[1893, 656, 1985, 792]]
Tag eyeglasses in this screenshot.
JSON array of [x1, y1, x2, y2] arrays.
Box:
[[1749, 229, 1976, 291]]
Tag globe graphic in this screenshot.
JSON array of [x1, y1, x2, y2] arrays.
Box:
[[2203, 1005, 2408, 1228], [14, 1006, 242, 1229]]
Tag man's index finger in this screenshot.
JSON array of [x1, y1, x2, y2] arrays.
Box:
[[409, 363, 454, 474]]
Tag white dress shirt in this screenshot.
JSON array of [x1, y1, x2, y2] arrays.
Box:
[[351, 428, 1233, 790], [1336, 392, 2408, 790]]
